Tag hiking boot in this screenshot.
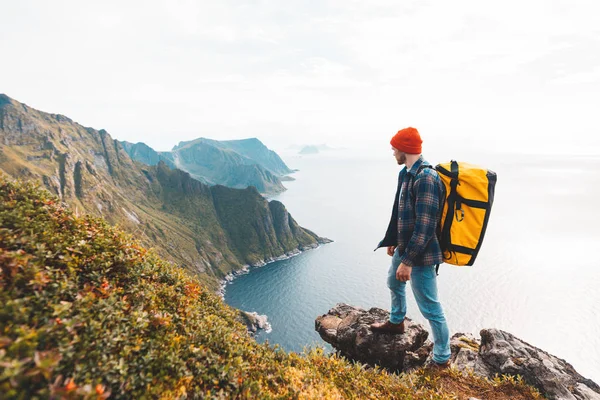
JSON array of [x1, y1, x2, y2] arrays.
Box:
[[370, 320, 405, 334], [425, 359, 451, 371]]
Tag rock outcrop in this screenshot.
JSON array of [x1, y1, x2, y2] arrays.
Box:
[[315, 303, 431, 372], [238, 311, 272, 336], [316, 303, 600, 400], [451, 330, 600, 400]]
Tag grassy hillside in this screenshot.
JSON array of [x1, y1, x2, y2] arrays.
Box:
[[0, 176, 542, 399]]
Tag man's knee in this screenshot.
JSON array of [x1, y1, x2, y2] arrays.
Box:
[[415, 299, 445, 321], [420, 307, 446, 323], [387, 275, 401, 290]]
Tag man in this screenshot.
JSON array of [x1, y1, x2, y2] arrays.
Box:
[[371, 127, 451, 368]]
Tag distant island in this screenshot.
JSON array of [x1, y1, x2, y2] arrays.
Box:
[[298, 144, 333, 155], [299, 145, 319, 155]]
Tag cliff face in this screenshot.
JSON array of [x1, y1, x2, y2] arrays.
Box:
[[122, 137, 291, 195], [0, 94, 326, 288], [174, 137, 293, 176], [210, 185, 327, 265]]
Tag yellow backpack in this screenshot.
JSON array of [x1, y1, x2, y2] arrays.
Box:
[[435, 161, 497, 266]]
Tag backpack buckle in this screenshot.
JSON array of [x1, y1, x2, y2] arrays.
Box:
[[455, 208, 465, 222]]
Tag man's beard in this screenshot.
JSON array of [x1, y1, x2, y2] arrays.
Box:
[[397, 153, 407, 165]]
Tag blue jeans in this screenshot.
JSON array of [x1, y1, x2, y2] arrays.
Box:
[[387, 248, 451, 364]]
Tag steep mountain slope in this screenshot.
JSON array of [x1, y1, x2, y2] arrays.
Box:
[[0, 94, 327, 288], [122, 138, 288, 194], [120, 141, 176, 169], [172, 139, 286, 193], [174, 137, 293, 175]]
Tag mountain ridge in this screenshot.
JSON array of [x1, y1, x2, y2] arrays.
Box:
[[122, 137, 291, 195], [0, 94, 328, 289]]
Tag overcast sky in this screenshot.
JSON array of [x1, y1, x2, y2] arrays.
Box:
[[1, 0, 599, 155]]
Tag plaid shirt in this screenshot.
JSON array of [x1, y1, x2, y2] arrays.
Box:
[[377, 156, 445, 267]]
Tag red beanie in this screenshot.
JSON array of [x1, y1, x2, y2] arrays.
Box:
[[390, 127, 422, 154]]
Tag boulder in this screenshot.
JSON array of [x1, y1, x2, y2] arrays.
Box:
[[238, 311, 272, 336], [475, 329, 600, 400], [315, 303, 430, 372]]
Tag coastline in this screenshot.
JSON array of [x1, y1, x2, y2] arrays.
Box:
[[217, 241, 328, 299], [217, 241, 331, 336]]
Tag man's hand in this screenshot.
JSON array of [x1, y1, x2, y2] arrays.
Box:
[[387, 246, 396, 256], [396, 263, 412, 282]]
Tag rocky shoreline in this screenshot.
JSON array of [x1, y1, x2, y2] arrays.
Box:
[[315, 303, 600, 400], [216, 240, 331, 299], [218, 240, 332, 335]]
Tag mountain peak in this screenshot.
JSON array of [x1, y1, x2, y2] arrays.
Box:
[[172, 137, 209, 151], [223, 137, 263, 147], [173, 137, 265, 152], [232, 137, 261, 144], [0, 93, 14, 107]]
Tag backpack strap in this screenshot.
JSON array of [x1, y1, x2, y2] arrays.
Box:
[[440, 161, 460, 261], [411, 164, 433, 196], [417, 164, 443, 276], [416, 164, 433, 174]]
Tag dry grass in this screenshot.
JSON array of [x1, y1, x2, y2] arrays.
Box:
[[408, 366, 544, 400]]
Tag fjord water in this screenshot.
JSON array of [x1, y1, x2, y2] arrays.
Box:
[[224, 149, 600, 382]]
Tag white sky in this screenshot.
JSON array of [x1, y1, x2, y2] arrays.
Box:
[[1, 0, 600, 155]]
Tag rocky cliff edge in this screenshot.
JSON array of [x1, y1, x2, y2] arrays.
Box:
[[316, 303, 600, 400]]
